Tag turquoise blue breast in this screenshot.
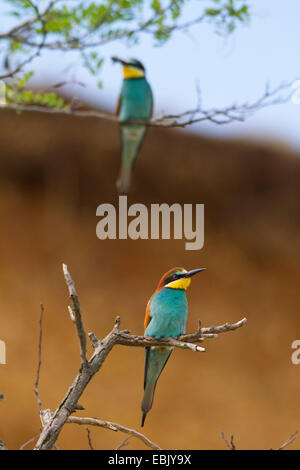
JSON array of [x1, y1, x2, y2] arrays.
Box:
[[145, 288, 188, 339], [119, 78, 153, 121]]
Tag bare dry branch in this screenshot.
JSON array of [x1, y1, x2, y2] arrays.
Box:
[[33, 264, 246, 450], [221, 430, 298, 450], [67, 416, 161, 451], [276, 431, 298, 450], [111, 330, 207, 352], [151, 81, 294, 127], [0, 439, 7, 451], [199, 317, 247, 337], [62, 264, 88, 366]]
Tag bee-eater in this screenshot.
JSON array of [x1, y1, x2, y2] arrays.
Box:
[[112, 57, 153, 194], [141, 267, 206, 426]]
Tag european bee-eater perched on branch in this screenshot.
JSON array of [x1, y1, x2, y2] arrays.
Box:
[[112, 56, 153, 194], [141, 267, 206, 427]]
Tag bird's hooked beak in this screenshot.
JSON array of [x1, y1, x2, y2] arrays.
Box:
[[184, 268, 206, 278]]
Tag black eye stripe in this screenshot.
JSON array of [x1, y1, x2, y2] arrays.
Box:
[[128, 61, 145, 71], [163, 273, 181, 285]]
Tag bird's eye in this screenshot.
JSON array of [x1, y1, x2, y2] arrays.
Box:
[[172, 274, 178, 280]]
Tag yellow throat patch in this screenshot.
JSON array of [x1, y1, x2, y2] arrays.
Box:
[[123, 65, 144, 79], [165, 277, 191, 290]]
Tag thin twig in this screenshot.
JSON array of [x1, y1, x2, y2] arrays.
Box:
[[0, 19, 49, 80], [0, 0, 56, 40], [116, 436, 132, 450], [86, 427, 94, 450], [276, 431, 298, 450], [34, 303, 44, 413], [68, 417, 161, 451], [221, 430, 236, 450], [19, 434, 40, 450], [198, 317, 247, 337]]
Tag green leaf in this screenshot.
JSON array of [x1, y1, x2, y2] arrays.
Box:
[[206, 8, 221, 16], [151, 0, 161, 13]]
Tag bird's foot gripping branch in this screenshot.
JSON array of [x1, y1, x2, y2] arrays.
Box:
[[31, 264, 246, 450]]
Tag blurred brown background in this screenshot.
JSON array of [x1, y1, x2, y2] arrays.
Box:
[[0, 108, 300, 450]]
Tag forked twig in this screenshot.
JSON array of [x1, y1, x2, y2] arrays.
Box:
[[221, 431, 236, 450]]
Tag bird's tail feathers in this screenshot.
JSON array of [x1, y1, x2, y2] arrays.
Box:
[[117, 124, 146, 194], [141, 413, 147, 427], [141, 383, 155, 427], [141, 347, 173, 426], [117, 163, 132, 194]]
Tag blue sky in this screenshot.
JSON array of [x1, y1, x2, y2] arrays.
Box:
[[3, 0, 300, 149]]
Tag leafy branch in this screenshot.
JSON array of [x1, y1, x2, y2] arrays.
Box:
[[2, 79, 294, 128], [0, 0, 250, 90], [0, 1, 291, 131], [1, 0, 249, 51]]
